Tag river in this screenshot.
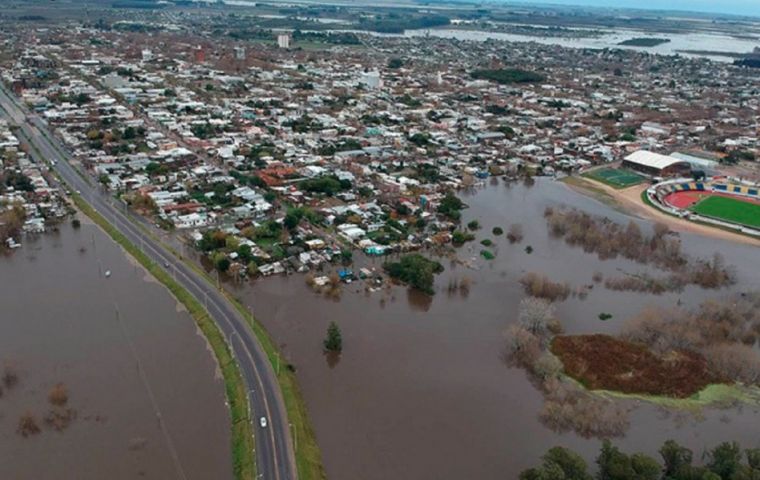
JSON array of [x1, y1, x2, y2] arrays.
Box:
[[235, 178, 760, 480], [357, 27, 760, 62], [0, 219, 232, 479]]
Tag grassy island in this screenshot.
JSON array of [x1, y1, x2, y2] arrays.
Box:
[[618, 37, 671, 47]]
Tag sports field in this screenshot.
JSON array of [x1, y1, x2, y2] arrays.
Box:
[[584, 168, 645, 188], [691, 195, 760, 229]]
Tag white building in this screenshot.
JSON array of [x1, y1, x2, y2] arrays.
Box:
[[234, 46, 246, 60], [174, 212, 209, 229], [359, 71, 383, 89], [277, 34, 290, 49]]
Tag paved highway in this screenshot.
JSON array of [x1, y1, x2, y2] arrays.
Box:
[[0, 84, 296, 480]]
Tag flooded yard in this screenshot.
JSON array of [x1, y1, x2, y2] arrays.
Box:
[[239, 179, 760, 480], [0, 220, 232, 479]]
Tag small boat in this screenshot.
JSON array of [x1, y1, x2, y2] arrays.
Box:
[[105, 270, 111, 278]]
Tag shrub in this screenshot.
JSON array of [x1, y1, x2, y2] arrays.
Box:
[[2, 366, 18, 389], [546, 209, 735, 290], [17, 412, 41, 437], [480, 250, 495, 260], [452, 230, 475, 245], [504, 324, 542, 368], [533, 352, 563, 380], [507, 223, 524, 243], [518, 297, 556, 340], [703, 344, 760, 385], [539, 379, 630, 438], [213, 253, 231, 273], [48, 383, 68, 407], [44, 408, 76, 431], [621, 294, 760, 385], [520, 273, 571, 302]]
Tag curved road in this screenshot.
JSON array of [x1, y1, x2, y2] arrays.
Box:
[[0, 84, 296, 480]]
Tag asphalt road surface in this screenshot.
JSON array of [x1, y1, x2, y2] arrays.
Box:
[[0, 84, 296, 480]]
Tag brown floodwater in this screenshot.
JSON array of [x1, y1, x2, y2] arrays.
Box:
[[0, 219, 232, 479], [233, 178, 760, 480]]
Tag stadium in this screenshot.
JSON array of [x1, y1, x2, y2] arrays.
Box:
[[647, 177, 760, 237]]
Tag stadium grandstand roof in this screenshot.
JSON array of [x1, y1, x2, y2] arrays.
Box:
[[624, 150, 686, 170]]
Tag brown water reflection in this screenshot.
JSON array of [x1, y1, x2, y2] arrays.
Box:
[[236, 179, 760, 480], [0, 222, 232, 479]]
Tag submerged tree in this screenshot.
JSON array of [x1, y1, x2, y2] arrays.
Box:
[[323, 321, 343, 353]]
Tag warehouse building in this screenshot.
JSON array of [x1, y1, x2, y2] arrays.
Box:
[[622, 150, 691, 177]]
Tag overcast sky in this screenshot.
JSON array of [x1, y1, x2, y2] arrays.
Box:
[[510, 0, 760, 17]]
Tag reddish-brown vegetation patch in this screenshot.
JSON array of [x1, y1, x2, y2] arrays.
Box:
[[48, 383, 68, 407], [551, 334, 722, 398]]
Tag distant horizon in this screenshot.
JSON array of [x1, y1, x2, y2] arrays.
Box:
[[503, 0, 760, 18]]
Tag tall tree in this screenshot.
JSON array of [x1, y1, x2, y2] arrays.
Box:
[[544, 446, 592, 480], [630, 453, 661, 480], [708, 442, 742, 479], [597, 440, 635, 480], [660, 440, 693, 478]]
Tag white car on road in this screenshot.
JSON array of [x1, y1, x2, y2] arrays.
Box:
[[259, 417, 267, 428]]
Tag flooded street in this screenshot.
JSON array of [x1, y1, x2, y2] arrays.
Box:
[[0, 220, 232, 479], [240, 179, 760, 480]]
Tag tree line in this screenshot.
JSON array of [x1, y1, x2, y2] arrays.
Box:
[[522, 439, 760, 480]]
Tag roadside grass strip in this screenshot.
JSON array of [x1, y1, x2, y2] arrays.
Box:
[[180, 258, 327, 480], [106, 198, 327, 480]]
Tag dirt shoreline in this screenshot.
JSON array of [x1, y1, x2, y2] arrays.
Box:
[[563, 176, 760, 247]]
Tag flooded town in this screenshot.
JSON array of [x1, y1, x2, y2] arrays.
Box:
[[1, 1, 760, 479]]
